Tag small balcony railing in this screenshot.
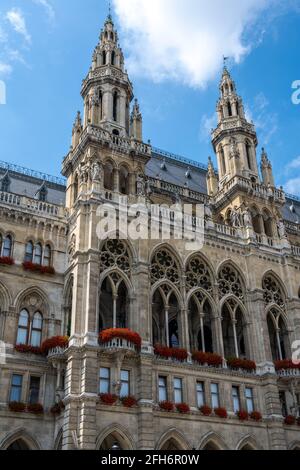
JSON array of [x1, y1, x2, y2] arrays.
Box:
[[100, 337, 138, 353]]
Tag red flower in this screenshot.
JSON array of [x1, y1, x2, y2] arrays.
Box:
[[200, 405, 212, 416], [154, 345, 188, 361], [121, 396, 137, 408], [22, 261, 55, 275], [99, 329, 142, 350], [284, 415, 296, 426], [159, 401, 174, 412], [0, 257, 15, 266], [176, 403, 190, 414], [9, 402, 26, 412], [99, 393, 118, 406], [227, 357, 256, 372], [274, 360, 300, 371], [214, 407, 228, 419], [192, 351, 223, 367], [27, 403, 44, 414], [237, 410, 249, 421], [15, 344, 43, 355], [41, 336, 69, 354], [250, 411, 262, 422]]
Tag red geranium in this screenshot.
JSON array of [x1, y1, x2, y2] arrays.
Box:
[[154, 345, 188, 361], [250, 411, 262, 422], [9, 402, 26, 412], [176, 403, 190, 414], [192, 351, 223, 367], [227, 358, 256, 372], [214, 407, 228, 419], [22, 261, 55, 275], [99, 329, 142, 350], [121, 396, 137, 408], [15, 344, 43, 355], [0, 257, 15, 265], [159, 401, 174, 412], [27, 403, 44, 414], [99, 393, 118, 406], [237, 410, 249, 421], [200, 405, 212, 416], [274, 360, 300, 370], [284, 415, 296, 426], [41, 336, 69, 354]]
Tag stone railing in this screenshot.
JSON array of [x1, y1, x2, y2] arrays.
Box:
[[212, 117, 256, 140], [0, 191, 66, 219], [276, 369, 300, 378], [292, 245, 300, 257], [100, 337, 138, 353], [47, 346, 68, 361]]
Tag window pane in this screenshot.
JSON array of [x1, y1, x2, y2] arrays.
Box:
[[174, 378, 183, 404], [32, 313, 42, 329], [197, 382, 205, 408], [19, 310, 29, 327], [34, 244, 42, 265], [3, 236, 12, 257], [30, 330, 42, 347], [16, 329, 27, 345], [29, 377, 40, 405], [99, 368, 110, 394], [44, 245, 51, 266], [211, 383, 220, 408], [10, 375, 22, 402], [232, 387, 240, 413], [120, 370, 130, 398], [159, 377, 167, 402], [25, 242, 34, 262], [245, 388, 254, 413]]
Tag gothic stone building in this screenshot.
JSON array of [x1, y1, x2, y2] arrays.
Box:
[[0, 15, 300, 451]]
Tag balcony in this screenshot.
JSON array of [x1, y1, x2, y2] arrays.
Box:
[[47, 346, 68, 363], [0, 190, 66, 220], [100, 337, 139, 354], [99, 329, 141, 356]]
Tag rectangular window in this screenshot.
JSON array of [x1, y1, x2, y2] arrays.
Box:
[[10, 374, 23, 402], [158, 376, 167, 402], [245, 388, 254, 414], [99, 368, 110, 395], [120, 370, 130, 398], [196, 382, 205, 408], [232, 386, 240, 413], [28, 376, 40, 405], [174, 378, 183, 404], [211, 383, 220, 409]]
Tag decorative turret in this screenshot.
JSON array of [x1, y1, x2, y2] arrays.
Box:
[[206, 157, 218, 196], [130, 99, 143, 141], [260, 148, 275, 187], [71, 111, 82, 149], [212, 67, 259, 185], [81, 13, 133, 137]]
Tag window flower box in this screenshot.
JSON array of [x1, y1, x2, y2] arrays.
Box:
[[192, 351, 223, 367], [22, 261, 55, 275], [15, 344, 43, 355], [159, 401, 174, 412], [274, 360, 300, 371], [250, 411, 262, 422], [237, 410, 249, 421], [0, 257, 15, 266], [121, 396, 137, 408], [9, 402, 26, 412], [27, 403, 44, 415], [99, 329, 142, 351], [154, 345, 188, 362], [41, 336, 69, 355], [99, 393, 118, 406], [176, 403, 190, 414], [284, 415, 296, 426], [227, 357, 256, 373], [214, 407, 228, 419], [200, 405, 212, 416]]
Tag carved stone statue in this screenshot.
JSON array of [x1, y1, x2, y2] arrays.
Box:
[[231, 206, 242, 227], [277, 219, 286, 238], [242, 207, 252, 227], [229, 138, 240, 159], [136, 174, 146, 196], [80, 165, 89, 184], [91, 162, 101, 182], [204, 203, 213, 220]]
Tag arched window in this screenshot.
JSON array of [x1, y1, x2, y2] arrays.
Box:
[[2, 235, 12, 257], [1, 175, 10, 193], [30, 312, 43, 347], [219, 146, 226, 177], [218, 264, 244, 302], [185, 255, 213, 294], [73, 174, 79, 203], [152, 286, 181, 348], [151, 247, 180, 286], [188, 292, 213, 353], [104, 162, 114, 191], [34, 243, 43, 265], [99, 275, 129, 330], [251, 207, 262, 234], [102, 51, 106, 65], [227, 101, 232, 117], [262, 210, 273, 238], [245, 141, 252, 170], [263, 274, 285, 310], [25, 241, 34, 262], [43, 245, 51, 267], [99, 90, 103, 121], [111, 50, 115, 65], [119, 166, 129, 195], [267, 309, 289, 361], [113, 91, 118, 122], [222, 299, 247, 358], [16, 310, 30, 345]]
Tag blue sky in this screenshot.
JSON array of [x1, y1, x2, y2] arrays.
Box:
[[0, 0, 300, 195]]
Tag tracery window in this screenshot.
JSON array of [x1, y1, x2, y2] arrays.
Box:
[[263, 274, 285, 310], [186, 256, 212, 293], [2, 235, 12, 257], [222, 298, 247, 358], [99, 273, 129, 330], [267, 308, 289, 361], [188, 291, 213, 353], [218, 265, 244, 301], [152, 284, 181, 348], [151, 248, 180, 286], [100, 239, 131, 275]]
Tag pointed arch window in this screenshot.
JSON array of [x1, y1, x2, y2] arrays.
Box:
[[219, 146, 226, 177], [102, 50, 107, 65], [227, 101, 233, 117], [99, 275, 129, 330], [103, 162, 114, 191], [152, 286, 181, 348], [34, 243, 43, 265], [30, 312, 43, 347], [222, 299, 247, 358], [267, 309, 289, 361], [16, 310, 30, 345], [188, 292, 214, 353], [245, 141, 252, 170], [111, 50, 115, 66], [43, 245, 51, 267], [2, 235, 12, 257], [113, 91, 118, 122], [25, 241, 34, 262], [73, 174, 79, 203]]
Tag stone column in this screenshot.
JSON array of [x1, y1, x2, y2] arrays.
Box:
[[113, 169, 119, 193]]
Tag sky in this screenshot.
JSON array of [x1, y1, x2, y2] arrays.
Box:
[[0, 0, 300, 195]]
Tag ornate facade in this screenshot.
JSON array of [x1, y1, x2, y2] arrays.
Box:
[[1, 15, 300, 450]]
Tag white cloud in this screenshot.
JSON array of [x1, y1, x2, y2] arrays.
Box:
[[245, 92, 278, 145], [0, 62, 12, 76], [199, 113, 217, 142], [32, 0, 55, 22], [113, 0, 280, 88], [286, 156, 300, 171], [284, 177, 300, 196], [6, 8, 31, 44]]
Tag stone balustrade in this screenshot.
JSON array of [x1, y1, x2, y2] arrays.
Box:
[[215, 175, 285, 204], [47, 347, 68, 362], [0, 191, 66, 219], [277, 368, 300, 378], [100, 337, 138, 353]]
